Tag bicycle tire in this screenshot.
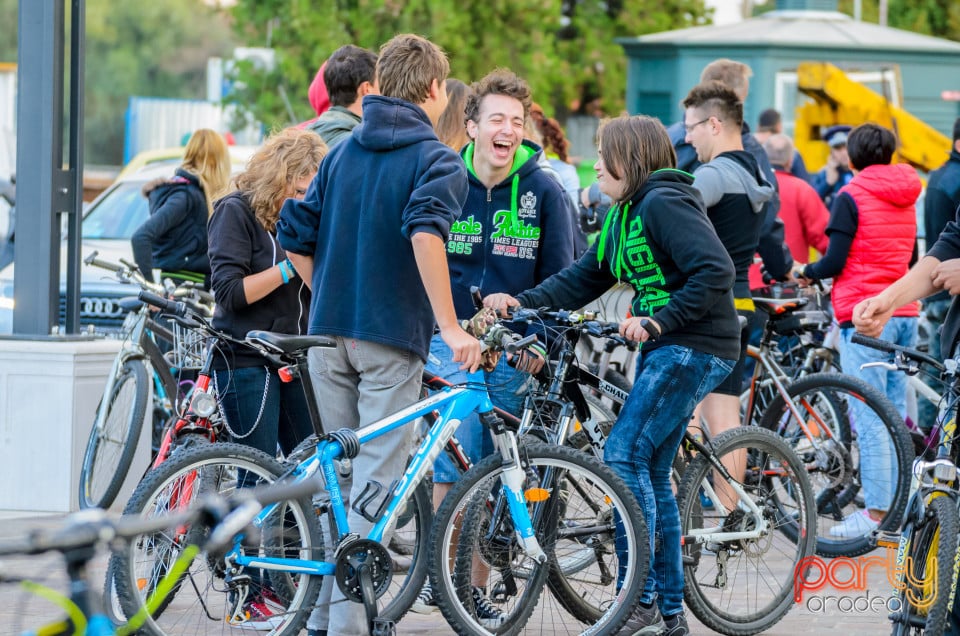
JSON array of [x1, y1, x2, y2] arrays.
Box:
[[79, 357, 149, 509], [890, 494, 959, 635], [678, 427, 817, 636], [429, 442, 648, 635], [759, 372, 914, 557], [112, 442, 323, 636]]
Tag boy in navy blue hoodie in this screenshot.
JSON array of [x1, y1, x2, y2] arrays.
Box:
[[277, 34, 479, 636], [411, 69, 575, 622]]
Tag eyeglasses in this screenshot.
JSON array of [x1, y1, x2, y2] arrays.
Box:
[[684, 117, 714, 133]]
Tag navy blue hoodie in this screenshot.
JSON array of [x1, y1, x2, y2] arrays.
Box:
[[448, 140, 574, 320], [277, 95, 469, 362]]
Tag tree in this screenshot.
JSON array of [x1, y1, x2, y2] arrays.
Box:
[[227, 0, 711, 130], [0, 0, 237, 165]]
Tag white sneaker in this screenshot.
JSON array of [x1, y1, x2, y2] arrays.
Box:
[[828, 510, 879, 537], [410, 581, 438, 614]]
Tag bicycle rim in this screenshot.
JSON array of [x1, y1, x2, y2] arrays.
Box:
[[760, 372, 914, 557], [114, 442, 322, 636], [890, 494, 958, 635], [679, 427, 817, 636], [80, 358, 148, 509], [430, 442, 647, 635]]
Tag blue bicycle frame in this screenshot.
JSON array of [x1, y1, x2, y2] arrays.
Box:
[[227, 367, 548, 576]]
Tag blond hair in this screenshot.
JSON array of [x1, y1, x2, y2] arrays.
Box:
[[233, 128, 328, 233], [376, 34, 449, 104], [181, 129, 231, 216], [700, 59, 752, 102]]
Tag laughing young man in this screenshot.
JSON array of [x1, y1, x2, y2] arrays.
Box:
[[411, 68, 575, 621]]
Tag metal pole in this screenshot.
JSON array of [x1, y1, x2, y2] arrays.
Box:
[[64, 0, 84, 334], [13, 0, 66, 336]]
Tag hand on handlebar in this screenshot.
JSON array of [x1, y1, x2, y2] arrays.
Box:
[[620, 316, 661, 343], [508, 342, 546, 374], [483, 293, 521, 319], [441, 324, 482, 373]]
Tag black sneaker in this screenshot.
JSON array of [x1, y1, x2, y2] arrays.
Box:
[[615, 600, 665, 635], [410, 581, 437, 614], [471, 586, 506, 628], [662, 612, 690, 636]]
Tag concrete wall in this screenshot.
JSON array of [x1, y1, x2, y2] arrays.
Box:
[[0, 338, 151, 512]]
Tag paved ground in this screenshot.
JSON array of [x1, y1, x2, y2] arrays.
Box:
[[0, 510, 898, 635]]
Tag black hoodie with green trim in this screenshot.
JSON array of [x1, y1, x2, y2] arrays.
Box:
[[516, 169, 741, 361], [447, 139, 575, 320]]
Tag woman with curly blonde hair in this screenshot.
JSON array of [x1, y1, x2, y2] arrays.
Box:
[[207, 131, 328, 599]]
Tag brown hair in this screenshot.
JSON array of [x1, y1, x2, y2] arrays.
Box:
[[700, 59, 752, 101], [530, 103, 571, 163], [232, 128, 328, 233], [181, 129, 231, 216], [436, 78, 473, 152], [376, 34, 449, 104], [465, 69, 532, 125], [682, 81, 744, 128], [599, 116, 676, 201]]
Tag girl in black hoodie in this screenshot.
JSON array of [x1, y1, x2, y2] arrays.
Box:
[[485, 116, 740, 635]]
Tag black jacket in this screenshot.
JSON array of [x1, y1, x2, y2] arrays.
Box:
[[925, 150, 960, 303], [517, 169, 740, 361], [131, 168, 210, 282], [208, 191, 310, 369]]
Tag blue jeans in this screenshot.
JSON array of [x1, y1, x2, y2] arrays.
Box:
[[427, 333, 530, 482], [605, 345, 734, 617], [214, 365, 313, 458], [839, 317, 916, 511]]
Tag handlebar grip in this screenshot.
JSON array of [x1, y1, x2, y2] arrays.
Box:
[[505, 333, 539, 355], [640, 318, 661, 342], [138, 290, 187, 318], [851, 332, 943, 371]]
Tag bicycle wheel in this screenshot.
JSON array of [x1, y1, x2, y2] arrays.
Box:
[[429, 442, 648, 635], [79, 357, 149, 509], [891, 494, 959, 635], [282, 433, 432, 623], [112, 442, 323, 636], [678, 427, 817, 636], [759, 372, 914, 557]]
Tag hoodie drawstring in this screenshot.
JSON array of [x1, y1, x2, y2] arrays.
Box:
[[596, 200, 631, 282]]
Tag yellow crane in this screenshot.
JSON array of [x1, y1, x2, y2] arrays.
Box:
[[794, 61, 950, 173]]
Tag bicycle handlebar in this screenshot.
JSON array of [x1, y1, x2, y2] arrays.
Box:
[[0, 477, 322, 559], [511, 306, 634, 348], [850, 332, 944, 373]]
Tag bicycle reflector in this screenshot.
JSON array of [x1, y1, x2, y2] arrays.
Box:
[[190, 391, 218, 418], [525, 488, 551, 502], [278, 366, 297, 383]]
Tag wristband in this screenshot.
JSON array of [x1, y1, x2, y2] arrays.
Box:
[[279, 260, 291, 284]]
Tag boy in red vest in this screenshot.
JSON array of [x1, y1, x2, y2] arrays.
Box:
[[793, 123, 920, 538]]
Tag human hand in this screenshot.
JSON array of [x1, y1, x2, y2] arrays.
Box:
[[508, 342, 546, 374], [790, 265, 811, 287], [441, 324, 482, 373], [483, 293, 520, 318], [932, 259, 960, 295], [852, 295, 894, 338], [620, 317, 661, 343]]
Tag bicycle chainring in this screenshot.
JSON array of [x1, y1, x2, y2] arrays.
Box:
[[334, 539, 393, 602]]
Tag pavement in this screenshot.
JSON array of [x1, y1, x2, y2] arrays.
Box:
[[0, 509, 898, 635]]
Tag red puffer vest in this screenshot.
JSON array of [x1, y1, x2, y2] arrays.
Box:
[[832, 163, 921, 323]]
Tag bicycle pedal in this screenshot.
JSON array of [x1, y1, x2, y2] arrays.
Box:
[[873, 530, 901, 549]]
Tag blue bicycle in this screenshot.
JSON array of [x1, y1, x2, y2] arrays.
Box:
[[110, 310, 648, 636]]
